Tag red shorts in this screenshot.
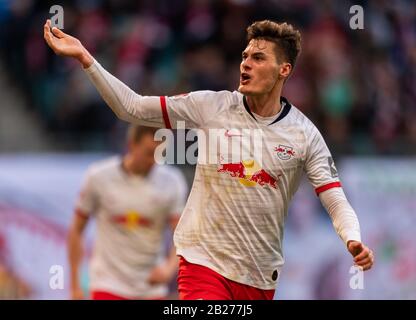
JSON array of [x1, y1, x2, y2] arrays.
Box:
[[91, 291, 129, 300], [91, 291, 165, 300], [177, 256, 275, 300]]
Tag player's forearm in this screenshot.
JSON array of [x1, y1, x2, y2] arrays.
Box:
[[67, 230, 84, 290], [319, 187, 361, 245], [83, 61, 164, 127], [165, 246, 180, 277]]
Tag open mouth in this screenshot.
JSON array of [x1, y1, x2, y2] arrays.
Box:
[[240, 73, 251, 84]]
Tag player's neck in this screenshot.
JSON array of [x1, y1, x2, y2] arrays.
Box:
[[122, 156, 148, 177], [245, 88, 282, 117]]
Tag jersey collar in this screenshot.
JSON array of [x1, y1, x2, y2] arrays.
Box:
[[243, 95, 292, 125]]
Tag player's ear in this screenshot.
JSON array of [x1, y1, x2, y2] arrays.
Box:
[[279, 62, 292, 79]]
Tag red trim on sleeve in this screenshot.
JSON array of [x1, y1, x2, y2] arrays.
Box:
[[160, 96, 172, 129], [315, 181, 342, 196]]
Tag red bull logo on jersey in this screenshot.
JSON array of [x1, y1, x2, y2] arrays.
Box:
[[218, 159, 277, 189], [274, 145, 295, 160], [112, 210, 152, 230]]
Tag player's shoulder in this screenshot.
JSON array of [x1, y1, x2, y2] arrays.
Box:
[[151, 164, 186, 183], [85, 156, 121, 179], [150, 164, 188, 194], [188, 90, 241, 105], [285, 99, 319, 134]]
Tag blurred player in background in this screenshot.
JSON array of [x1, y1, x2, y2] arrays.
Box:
[[45, 19, 374, 300], [67, 125, 187, 300]]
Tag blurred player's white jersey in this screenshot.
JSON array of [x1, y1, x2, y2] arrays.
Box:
[[85, 61, 361, 291], [75, 157, 187, 298]]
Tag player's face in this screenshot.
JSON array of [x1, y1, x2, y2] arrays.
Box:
[[239, 39, 290, 96], [129, 134, 160, 174]]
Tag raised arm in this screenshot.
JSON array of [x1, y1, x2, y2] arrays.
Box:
[[43, 18, 232, 129], [44, 19, 168, 127]]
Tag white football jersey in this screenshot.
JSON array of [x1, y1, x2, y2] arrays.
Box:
[[84, 60, 360, 290], [162, 91, 342, 289], [75, 156, 187, 298]]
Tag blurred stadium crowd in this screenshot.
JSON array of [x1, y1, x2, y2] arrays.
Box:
[[0, 0, 415, 154]]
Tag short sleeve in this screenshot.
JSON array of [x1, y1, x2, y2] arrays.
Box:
[[304, 126, 342, 196]]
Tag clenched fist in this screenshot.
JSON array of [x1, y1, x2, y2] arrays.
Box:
[[347, 240, 374, 271]]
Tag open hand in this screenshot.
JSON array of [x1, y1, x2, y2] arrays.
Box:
[[43, 19, 93, 67]]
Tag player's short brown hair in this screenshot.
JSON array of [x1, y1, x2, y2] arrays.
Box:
[[246, 20, 301, 69], [127, 125, 158, 143]]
